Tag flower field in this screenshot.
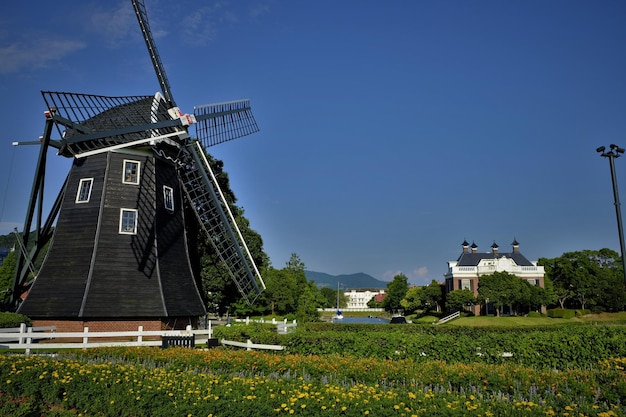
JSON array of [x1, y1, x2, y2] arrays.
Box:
[[1, 347, 625, 416]]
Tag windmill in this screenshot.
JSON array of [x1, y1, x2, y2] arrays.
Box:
[[9, 0, 265, 329]]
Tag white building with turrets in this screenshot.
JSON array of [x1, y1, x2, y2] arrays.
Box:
[[444, 239, 545, 315]]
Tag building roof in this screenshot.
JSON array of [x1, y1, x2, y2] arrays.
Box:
[[456, 239, 534, 266], [456, 251, 534, 266]]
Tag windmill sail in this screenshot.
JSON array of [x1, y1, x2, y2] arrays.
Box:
[[178, 141, 264, 304]]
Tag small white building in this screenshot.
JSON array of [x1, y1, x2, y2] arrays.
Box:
[[345, 289, 386, 310]]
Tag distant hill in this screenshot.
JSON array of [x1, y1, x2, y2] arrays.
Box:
[[305, 271, 388, 289]]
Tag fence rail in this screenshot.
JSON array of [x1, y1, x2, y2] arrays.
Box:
[[220, 339, 284, 351], [0, 323, 213, 352]]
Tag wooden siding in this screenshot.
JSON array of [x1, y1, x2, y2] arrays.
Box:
[[19, 154, 107, 317], [154, 158, 206, 317], [20, 150, 206, 319]]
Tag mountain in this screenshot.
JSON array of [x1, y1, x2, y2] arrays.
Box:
[[305, 271, 388, 289]]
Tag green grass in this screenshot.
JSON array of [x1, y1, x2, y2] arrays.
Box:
[[445, 311, 626, 327]]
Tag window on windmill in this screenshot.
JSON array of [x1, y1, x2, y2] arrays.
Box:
[[163, 186, 174, 212], [76, 178, 93, 203], [119, 209, 138, 234], [123, 160, 140, 184]]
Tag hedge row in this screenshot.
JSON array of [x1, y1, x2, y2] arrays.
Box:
[[213, 322, 626, 370]]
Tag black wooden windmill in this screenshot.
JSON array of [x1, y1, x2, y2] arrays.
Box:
[[9, 0, 265, 327]]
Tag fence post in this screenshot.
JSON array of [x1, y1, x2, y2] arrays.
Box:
[[246, 339, 252, 351], [19, 323, 27, 345], [186, 324, 192, 334], [208, 319, 212, 338], [138, 326, 143, 344], [245, 317, 250, 325], [83, 327, 89, 346]]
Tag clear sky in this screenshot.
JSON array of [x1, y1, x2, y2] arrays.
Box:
[[1, 1, 626, 286]]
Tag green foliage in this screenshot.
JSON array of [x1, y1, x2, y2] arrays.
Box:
[[0, 311, 31, 327], [477, 271, 547, 315], [295, 281, 324, 323], [382, 273, 408, 313], [0, 250, 16, 301], [445, 289, 476, 311], [539, 248, 626, 311], [319, 287, 348, 309], [220, 321, 626, 369], [547, 308, 575, 319], [401, 280, 444, 314], [2, 348, 625, 416]]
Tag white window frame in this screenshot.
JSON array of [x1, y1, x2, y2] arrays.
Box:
[[119, 209, 138, 235], [461, 279, 471, 291], [122, 160, 141, 185], [163, 185, 174, 212], [76, 178, 94, 203]]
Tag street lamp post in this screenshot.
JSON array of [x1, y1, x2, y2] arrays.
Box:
[[597, 144, 626, 284]]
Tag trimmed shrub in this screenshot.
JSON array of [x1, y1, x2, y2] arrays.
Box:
[[0, 311, 31, 328]]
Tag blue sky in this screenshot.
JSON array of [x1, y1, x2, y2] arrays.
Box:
[[1, 1, 626, 285]]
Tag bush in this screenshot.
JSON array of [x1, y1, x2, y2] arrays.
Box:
[[547, 308, 575, 319], [527, 311, 543, 318], [575, 309, 591, 317], [0, 311, 31, 328]]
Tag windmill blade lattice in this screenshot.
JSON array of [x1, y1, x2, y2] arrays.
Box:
[[42, 91, 181, 157], [194, 100, 259, 148], [178, 141, 264, 304]]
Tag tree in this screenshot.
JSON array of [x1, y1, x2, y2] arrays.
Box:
[[295, 281, 324, 323], [286, 253, 305, 273], [260, 268, 299, 316], [400, 280, 443, 314], [400, 286, 424, 314], [477, 272, 518, 316], [445, 289, 476, 312], [0, 250, 16, 308], [382, 273, 409, 313], [422, 280, 444, 312], [320, 287, 348, 309], [539, 249, 625, 311]]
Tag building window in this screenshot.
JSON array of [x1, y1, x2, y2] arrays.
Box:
[[527, 279, 538, 286], [76, 178, 93, 203], [461, 279, 471, 291], [119, 209, 138, 234], [123, 160, 140, 184], [163, 186, 174, 212]]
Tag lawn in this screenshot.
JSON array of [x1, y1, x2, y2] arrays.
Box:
[[448, 311, 626, 327]]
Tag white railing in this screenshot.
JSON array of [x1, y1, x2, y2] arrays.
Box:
[[450, 265, 542, 274], [232, 317, 297, 334], [436, 311, 460, 325], [0, 323, 214, 353], [220, 339, 284, 351]]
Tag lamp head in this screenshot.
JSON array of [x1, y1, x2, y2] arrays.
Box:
[[597, 146, 606, 153]]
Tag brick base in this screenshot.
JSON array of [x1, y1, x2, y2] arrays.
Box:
[[31, 317, 199, 333]]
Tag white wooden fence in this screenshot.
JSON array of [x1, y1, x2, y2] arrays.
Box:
[[0, 323, 213, 353], [233, 317, 297, 334], [220, 339, 284, 351], [0, 322, 286, 353]]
